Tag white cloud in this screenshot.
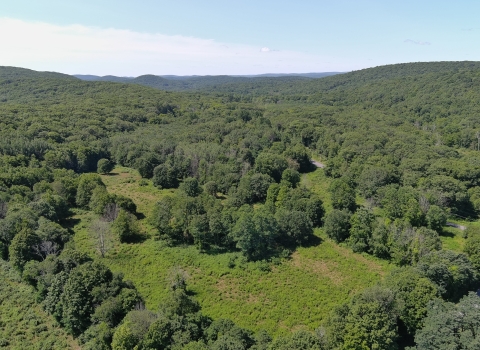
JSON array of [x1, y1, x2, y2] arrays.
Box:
[[0, 17, 347, 75]]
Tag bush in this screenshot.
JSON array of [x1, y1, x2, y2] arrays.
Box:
[[281, 168, 301, 188], [152, 164, 178, 189], [113, 210, 140, 243], [76, 173, 105, 208], [426, 205, 447, 232], [324, 210, 351, 243], [97, 158, 114, 174], [329, 178, 356, 212], [180, 177, 203, 197]]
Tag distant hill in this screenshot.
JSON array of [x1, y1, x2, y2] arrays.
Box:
[[72, 72, 343, 92], [73, 72, 341, 81], [193, 61, 480, 96], [0, 66, 77, 81], [236, 72, 342, 78], [306, 61, 480, 92], [74, 61, 480, 96]]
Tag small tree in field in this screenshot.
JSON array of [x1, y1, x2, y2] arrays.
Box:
[[113, 210, 140, 243], [97, 158, 114, 174], [324, 209, 351, 243]]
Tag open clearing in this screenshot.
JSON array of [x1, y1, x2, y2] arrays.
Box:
[[72, 167, 392, 335]]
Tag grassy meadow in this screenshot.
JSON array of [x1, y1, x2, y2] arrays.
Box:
[[72, 166, 393, 336]]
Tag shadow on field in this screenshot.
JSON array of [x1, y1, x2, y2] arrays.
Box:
[[135, 212, 146, 220], [439, 230, 455, 238], [302, 234, 323, 248], [126, 233, 148, 244], [62, 217, 81, 232]]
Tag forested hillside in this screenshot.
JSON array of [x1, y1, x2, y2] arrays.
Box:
[[73, 74, 312, 92], [1, 62, 480, 349], [73, 72, 341, 92]]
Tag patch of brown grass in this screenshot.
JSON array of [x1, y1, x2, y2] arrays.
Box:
[[289, 251, 345, 285]]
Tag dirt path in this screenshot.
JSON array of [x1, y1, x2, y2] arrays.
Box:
[[311, 160, 325, 168], [446, 222, 467, 231]]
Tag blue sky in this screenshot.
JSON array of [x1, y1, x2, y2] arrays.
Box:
[[1, 0, 479, 75]]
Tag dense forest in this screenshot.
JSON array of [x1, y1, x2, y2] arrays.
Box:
[[1, 62, 480, 349]]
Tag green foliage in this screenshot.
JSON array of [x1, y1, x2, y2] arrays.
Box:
[[254, 153, 288, 183], [9, 227, 39, 270], [89, 185, 115, 215], [378, 186, 425, 226], [358, 165, 398, 199], [0, 260, 77, 349], [79, 322, 113, 350], [413, 293, 480, 349], [230, 207, 277, 261], [59, 261, 114, 335], [389, 225, 442, 266], [464, 228, 480, 272], [89, 185, 137, 220], [36, 216, 69, 243], [97, 158, 114, 174], [326, 286, 399, 350], [76, 173, 105, 208], [0, 207, 38, 245], [281, 168, 301, 188], [204, 181, 218, 197], [348, 207, 376, 253], [113, 210, 141, 243], [153, 163, 179, 189], [112, 317, 145, 350], [275, 209, 313, 246], [181, 177, 204, 197], [283, 144, 312, 172], [383, 268, 439, 335], [329, 178, 356, 212], [234, 173, 275, 205], [270, 330, 325, 350], [324, 209, 351, 243], [39, 256, 141, 341], [426, 205, 447, 232], [370, 222, 390, 259], [417, 250, 479, 302], [205, 318, 255, 349]]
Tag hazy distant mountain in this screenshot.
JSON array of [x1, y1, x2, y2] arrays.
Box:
[[234, 72, 342, 78], [74, 72, 341, 81], [72, 72, 343, 91], [74, 75, 134, 82]]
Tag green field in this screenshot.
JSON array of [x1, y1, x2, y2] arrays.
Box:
[[72, 166, 392, 336]]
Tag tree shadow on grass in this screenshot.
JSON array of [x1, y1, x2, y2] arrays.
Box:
[[202, 245, 230, 256], [302, 234, 323, 248], [61, 217, 81, 233], [304, 161, 321, 174], [134, 212, 146, 220], [185, 288, 198, 297], [125, 233, 148, 244], [439, 230, 455, 238]]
